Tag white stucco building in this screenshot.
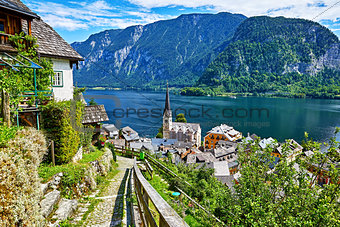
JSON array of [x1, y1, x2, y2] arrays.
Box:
[[29, 15, 83, 101]]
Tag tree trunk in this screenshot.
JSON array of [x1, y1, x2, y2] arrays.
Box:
[[1, 89, 10, 127]]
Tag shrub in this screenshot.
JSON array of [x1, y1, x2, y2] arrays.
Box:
[[0, 125, 18, 148], [0, 128, 47, 226], [41, 100, 91, 164], [106, 143, 117, 162]]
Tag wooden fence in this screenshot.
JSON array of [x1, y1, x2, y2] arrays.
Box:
[[114, 147, 226, 226], [132, 157, 189, 227], [113, 145, 140, 157]]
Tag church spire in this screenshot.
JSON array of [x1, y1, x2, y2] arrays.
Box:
[[164, 81, 171, 112]]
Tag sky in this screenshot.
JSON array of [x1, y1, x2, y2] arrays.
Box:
[[22, 0, 340, 43]]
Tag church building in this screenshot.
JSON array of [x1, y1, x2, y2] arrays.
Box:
[[162, 84, 201, 147]]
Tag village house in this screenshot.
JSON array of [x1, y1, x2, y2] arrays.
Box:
[[82, 105, 109, 130], [130, 138, 154, 154], [162, 83, 201, 147], [204, 124, 242, 149], [275, 139, 303, 162], [0, 0, 84, 128], [0, 0, 83, 101], [120, 126, 140, 146], [101, 123, 119, 139], [151, 138, 178, 152]]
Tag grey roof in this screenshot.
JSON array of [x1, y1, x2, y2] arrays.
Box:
[[210, 161, 230, 177], [122, 133, 139, 142], [250, 134, 259, 140], [228, 161, 238, 168], [151, 138, 177, 147], [102, 124, 118, 133], [276, 139, 303, 156], [31, 19, 83, 60], [171, 122, 201, 133], [6, 0, 83, 61], [259, 137, 278, 149], [109, 139, 125, 147], [121, 126, 139, 142], [216, 175, 235, 192], [197, 161, 230, 177], [130, 141, 153, 151], [213, 146, 236, 159], [216, 140, 237, 149], [121, 126, 138, 135], [186, 154, 197, 164], [304, 150, 314, 157], [1, 0, 38, 18], [173, 141, 193, 149], [82, 105, 109, 124], [196, 152, 216, 163]]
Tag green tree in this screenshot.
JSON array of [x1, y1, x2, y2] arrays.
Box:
[[175, 113, 187, 123], [156, 125, 163, 138], [88, 98, 97, 106]]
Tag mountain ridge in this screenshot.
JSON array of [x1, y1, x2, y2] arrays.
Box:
[[71, 12, 247, 88], [196, 16, 340, 98]]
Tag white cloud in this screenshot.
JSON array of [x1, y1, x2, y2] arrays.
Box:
[[26, 0, 170, 31], [128, 0, 340, 22], [25, 0, 340, 36]]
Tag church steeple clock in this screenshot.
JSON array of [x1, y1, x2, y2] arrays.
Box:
[[163, 82, 172, 139]]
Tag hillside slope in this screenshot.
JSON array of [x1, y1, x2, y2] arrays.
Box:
[[197, 16, 340, 98], [71, 12, 247, 88]]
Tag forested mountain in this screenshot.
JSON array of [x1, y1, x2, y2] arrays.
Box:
[[197, 16, 340, 98], [71, 12, 247, 88]]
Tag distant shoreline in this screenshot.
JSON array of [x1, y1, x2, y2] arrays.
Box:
[[82, 86, 340, 100]]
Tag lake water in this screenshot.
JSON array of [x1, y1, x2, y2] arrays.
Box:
[[84, 90, 340, 143]]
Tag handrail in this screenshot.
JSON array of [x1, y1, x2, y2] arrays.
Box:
[[145, 153, 192, 188], [145, 153, 226, 226], [133, 158, 189, 227]]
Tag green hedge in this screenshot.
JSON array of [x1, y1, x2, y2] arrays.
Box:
[[41, 100, 92, 164]]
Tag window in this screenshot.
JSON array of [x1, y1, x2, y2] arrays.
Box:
[[0, 20, 5, 32], [52, 71, 63, 87]]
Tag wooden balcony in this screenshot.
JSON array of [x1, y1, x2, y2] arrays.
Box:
[[0, 33, 31, 52], [0, 33, 9, 45]]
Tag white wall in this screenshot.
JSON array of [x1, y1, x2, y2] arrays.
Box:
[[50, 58, 74, 101]]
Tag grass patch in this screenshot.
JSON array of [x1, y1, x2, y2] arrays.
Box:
[[38, 163, 87, 184], [79, 149, 104, 164], [184, 214, 204, 227]]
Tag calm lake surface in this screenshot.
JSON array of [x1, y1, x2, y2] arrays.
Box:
[[84, 90, 340, 143]]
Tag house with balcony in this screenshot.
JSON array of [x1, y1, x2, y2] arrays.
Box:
[[0, 0, 83, 128], [204, 124, 242, 149], [0, 0, 83, 102]]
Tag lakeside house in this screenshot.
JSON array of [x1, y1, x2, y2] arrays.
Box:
[[120, 126, 140, 146], [101, 124, 119, 139], [162, 83, 201, 147], [0, 0, 83, 101], [204, 124, 242, 149], [0, 0, 83, 128], [275, 139, 303, 162]]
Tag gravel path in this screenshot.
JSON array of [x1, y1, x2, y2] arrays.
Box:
[[82, 156, 134, 227]]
